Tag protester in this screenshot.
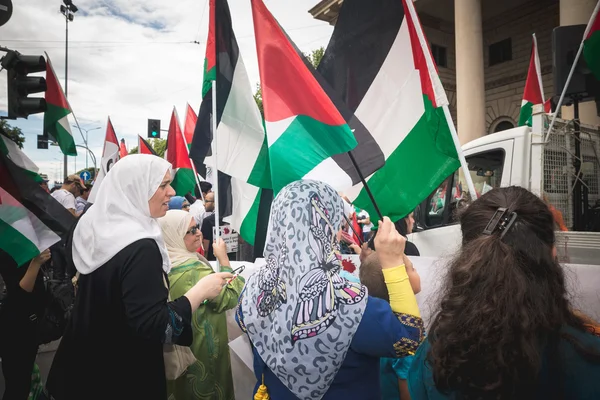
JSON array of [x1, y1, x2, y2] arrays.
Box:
[[0, 249, 51, 400], [408, 186, 600, 399], [394, 211, 420, 256], [50, 175, 85, 217], [45, 155, 233, 400], [75, 183, 93, 214], [39, 177, 50, 194], [360, 252, 421, 400], [200, 191, 218, 260], [159, 210, 244, 400], [168, 196, 190, 211], [236, 180, 423, 399]]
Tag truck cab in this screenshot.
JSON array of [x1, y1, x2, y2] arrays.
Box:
[[408, 113, 600, 265]]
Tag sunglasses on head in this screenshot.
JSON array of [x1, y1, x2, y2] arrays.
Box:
[[186, 224, 201, 235]]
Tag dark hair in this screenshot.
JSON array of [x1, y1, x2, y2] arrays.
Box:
[[428, 186, 599, 399], [196, 181, 212, 198], [358, 253, 389, 302]]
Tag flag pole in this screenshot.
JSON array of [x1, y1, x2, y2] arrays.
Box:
[[346, 152, 384, 221], [179, 126, 206, 203], [544, 0, 600, 143], [343, 213, 364, 245], [211, 79, 220, 272], [443, 106, 478, 199]]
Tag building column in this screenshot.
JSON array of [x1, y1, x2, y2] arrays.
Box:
[[455, 0, 486, 144], [560, 0, 600, 126]]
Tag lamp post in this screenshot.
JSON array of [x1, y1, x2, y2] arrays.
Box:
[[73, 125, 100, 169], [59, 0, 78, 179]]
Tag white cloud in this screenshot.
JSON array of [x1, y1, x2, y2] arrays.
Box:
[[1, 0, 333, 183]]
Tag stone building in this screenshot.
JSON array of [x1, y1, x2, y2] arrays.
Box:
[[309, 0, 600, 144]]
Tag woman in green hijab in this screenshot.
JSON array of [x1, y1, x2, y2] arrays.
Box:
[[159, 210, 244, 400]]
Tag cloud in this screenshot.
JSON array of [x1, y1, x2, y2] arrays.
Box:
[[0, 0, 333, 183]]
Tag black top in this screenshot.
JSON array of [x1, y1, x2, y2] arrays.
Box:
[[0, 251, 45, 322], [201, 213, 216, 260], [46, 239, 193, 400]]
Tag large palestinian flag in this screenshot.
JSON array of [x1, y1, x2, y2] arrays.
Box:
[[0, 146, 75, 266], [0, 132, 44, 183], [165, 108, 197, 196], [519, 34, 551, 127], [317, 0, 461, 222], [584, 3, 600, 80], [88, 117, 119, 203], [191, 0, 272, 247], [44, 54, 76, 156], [251, 0, 360, 193]]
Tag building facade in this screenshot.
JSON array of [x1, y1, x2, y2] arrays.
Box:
[[309, 0, 600, 144]]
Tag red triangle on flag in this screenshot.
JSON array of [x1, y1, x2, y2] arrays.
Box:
[[184, 103, 197, 147], [166, 108, 193, 170]]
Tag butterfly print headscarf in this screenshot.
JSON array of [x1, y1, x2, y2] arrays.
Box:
[[241, 180, 367, 400]]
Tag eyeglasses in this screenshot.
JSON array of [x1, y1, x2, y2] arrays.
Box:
[[186, 224, 201, 235], [182, 204, 190, 209]]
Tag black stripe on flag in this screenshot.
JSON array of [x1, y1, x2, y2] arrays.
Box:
[[139, 136, 157, 156], [318, 0, 404, 113], [0, 148, 76, 240]]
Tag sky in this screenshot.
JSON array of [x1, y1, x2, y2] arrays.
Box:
[[0, 0, 334, 183]]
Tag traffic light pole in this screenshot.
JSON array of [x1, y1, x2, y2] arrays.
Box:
[[63, 12, 69, 180]]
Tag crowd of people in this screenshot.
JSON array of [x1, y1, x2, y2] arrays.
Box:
[[1, 153, 600, 400]]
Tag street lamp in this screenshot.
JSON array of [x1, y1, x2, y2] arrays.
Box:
[[59, 0, 77, 178], [73, 125, 100, 169]]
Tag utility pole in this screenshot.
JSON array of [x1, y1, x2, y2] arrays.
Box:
[[60, 0, 78, 178]]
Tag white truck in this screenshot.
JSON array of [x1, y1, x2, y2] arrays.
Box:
[[409, 105, 600, 266]]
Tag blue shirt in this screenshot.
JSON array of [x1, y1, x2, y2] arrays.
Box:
[[408, 326, 600, 399], [238, 296, 424, 400]]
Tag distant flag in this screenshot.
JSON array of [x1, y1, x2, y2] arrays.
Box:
[[88, 117, 119, 203], [166, 108, 196, 196], [138, 135, 157, 156], [519, 34, 551, 127], [43, 53, 76, 156], [316, 0, 464, 223], [584, 3, 600, 80], [183, 103, 197, 151], [0, 146, 75, 266], [119, 138, 128, 158]]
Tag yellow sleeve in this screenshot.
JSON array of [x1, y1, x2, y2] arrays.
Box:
[[382, 265, 421, 317]]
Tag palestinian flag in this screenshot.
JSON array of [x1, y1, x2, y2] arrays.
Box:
[[119, 138, 128, 158], [316, 0, 462, 223], [0, 148, 75, 266], [165, 108, 196, 196], [88, 117, 119, 203], [138, 135, 157, 155], [583, 3, 600, 80], [0, 132, 44, 183], [183, 103, 197, 151], [191, 0, 272, 247], [519, 34, 551, 127], [251, 0, 359, 193], [43, 53, 76, 156]]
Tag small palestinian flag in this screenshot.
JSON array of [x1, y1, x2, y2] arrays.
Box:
[[0, 148, 75, 266], [88, 117, 119, 203], [583, 3, 600, 80], [165, 108, 196, 196], [138, 135, 157, 155], [519, 34, 550, 127], [43, 53, 76, 156]]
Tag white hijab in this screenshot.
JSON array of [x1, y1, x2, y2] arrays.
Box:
[[72, 154, 173, 275], [158, 210, 200, 267]]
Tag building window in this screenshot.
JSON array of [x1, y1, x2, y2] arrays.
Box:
[[493, 121, 515, 132], [431, 44, 447, 68], [489, 38, 512, 66]]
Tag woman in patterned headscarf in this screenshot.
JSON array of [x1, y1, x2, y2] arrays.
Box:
[[236, 180, 424, 400]]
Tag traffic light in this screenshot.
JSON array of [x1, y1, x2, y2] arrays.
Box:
[[148, 119, 161, 139], [1, 50, 47, 119]]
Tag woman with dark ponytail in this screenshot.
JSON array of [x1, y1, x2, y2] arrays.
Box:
[[408, 186, 600, 400]]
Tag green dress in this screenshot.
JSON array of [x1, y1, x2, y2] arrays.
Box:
[[166, 260, 245, 400]]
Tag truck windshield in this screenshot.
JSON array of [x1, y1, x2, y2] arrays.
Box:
[[424, 149, 505, 228]]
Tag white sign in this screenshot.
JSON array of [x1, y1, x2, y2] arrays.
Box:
[[213, 225, 239, 253]]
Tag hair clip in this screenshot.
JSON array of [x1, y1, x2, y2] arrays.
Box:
[[482, 207, 518, 239]]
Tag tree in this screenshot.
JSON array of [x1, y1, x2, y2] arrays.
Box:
[[252, 46, 325, 119], [0, 120, 25, 148], [129, 147, 139, 154]]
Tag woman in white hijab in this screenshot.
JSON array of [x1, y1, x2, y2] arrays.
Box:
[[159, 210, 244, 400], [46, 155, 233, 400]]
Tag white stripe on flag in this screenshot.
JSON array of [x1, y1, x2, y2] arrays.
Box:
[[266, 116, 295, 147], [1, 135, 39, 173], [302, 157, 353, 192]]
